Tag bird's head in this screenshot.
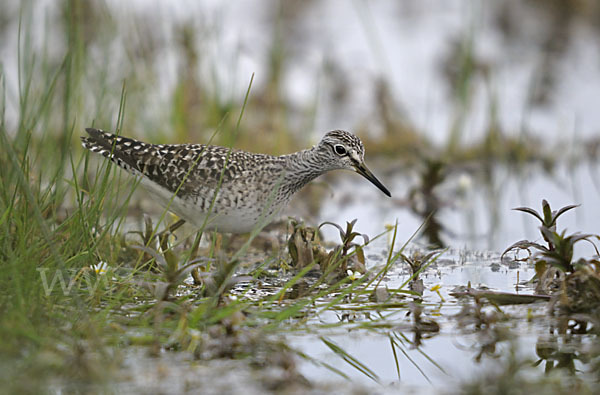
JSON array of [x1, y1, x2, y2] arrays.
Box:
[[316, 130, 391, 197]]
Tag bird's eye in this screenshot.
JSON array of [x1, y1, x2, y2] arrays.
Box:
[[334, 145, 347, 156]]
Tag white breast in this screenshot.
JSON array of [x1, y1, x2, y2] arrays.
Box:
[[137, 176, 285, 233]]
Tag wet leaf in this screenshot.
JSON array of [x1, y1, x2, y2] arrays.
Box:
[[319, 221, 346, 241], [450, 288, 551, 305], [355, 245, 365, 265], [361, 232, 370, 244], [133, 244, 167, 271], [569, 232, 599, 246], [542, 199, 552, 224], [320, 337, 379, 383], [410, 278, 424, 296], [501, 240, 548, 261], [540, 254, 570, 272], [164, 248, 179, 274], [373, 287, 390, 303], [422, 250, 441, 264], [551, 204, 580, 226], [513, 206, 543, 223], [174, 263, 204, 284], [534, 260, 547, 279], [154, 282, 170, 300]]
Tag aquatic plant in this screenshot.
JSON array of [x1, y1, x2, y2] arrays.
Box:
[[317, 219, 369, 276], [503, 200, 600, 313], [287, 218, 370, 281], [502, 200, 599, 274]]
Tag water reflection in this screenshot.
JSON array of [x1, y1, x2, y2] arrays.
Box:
[[318, 162, 600, 255]]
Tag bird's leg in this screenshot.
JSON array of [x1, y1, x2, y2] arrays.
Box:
[[157, 219, 186, 252], [190, 231, 203, 285], [168, 218, 186, 233], [191, 232, 221, 285]]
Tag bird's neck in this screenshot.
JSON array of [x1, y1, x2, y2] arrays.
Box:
[[280, 147, 328, 194]]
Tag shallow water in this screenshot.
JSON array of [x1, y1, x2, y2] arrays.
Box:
[[316, 161, 600, 257], [281, 159, 600, 390], [288, 252, 535, 390], [109, 252, 550, 394]]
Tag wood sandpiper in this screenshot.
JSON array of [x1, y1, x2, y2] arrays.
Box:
[[81, 128, 391, 233]]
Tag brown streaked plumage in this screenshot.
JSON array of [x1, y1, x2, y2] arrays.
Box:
[[81, 128, 390, 233]]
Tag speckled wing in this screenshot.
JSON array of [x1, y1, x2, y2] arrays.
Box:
[[80, 127, 290, 201], [80, 128, 242, 197]]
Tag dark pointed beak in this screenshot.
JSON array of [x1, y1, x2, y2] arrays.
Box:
[[354, 162, 391, 197]]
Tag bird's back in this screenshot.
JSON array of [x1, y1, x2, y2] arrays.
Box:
[[81, 128, 289, 232]]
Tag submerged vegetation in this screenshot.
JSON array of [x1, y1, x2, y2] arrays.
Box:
[[503, 200, 600, 313], [0, 1, 599, 393]]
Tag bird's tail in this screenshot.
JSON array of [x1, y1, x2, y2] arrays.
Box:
[[81, 128, 144, 173]]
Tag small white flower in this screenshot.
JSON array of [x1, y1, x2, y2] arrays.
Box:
[[347, 270, 362, 281], [91, 261, 108, 275]]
